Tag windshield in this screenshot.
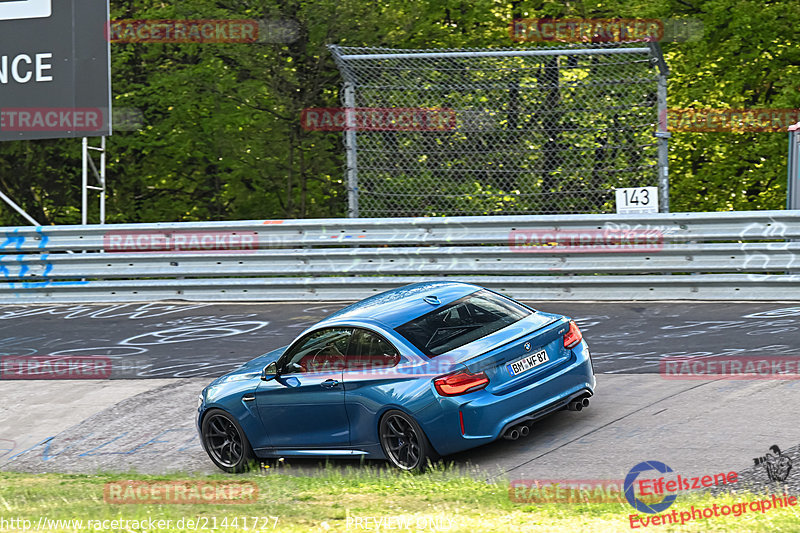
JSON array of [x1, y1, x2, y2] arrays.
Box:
[[395, 290, 532, 356]]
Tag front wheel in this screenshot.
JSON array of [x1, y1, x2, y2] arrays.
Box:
[[201, 409, 255, 473], [379, 410, 436, 472]]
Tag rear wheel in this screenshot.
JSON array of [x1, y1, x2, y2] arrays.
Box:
[[379, 410, 436, 472], [201, 409, 255, 473]]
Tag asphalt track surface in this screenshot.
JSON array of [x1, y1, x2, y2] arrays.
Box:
[[2, 301, 800, 489], [1, 301, 799, 378]]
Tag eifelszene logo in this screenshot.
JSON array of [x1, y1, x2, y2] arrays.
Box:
[[754, 445, 793, 483], [623, 461, 738, 514], [624, 461, 678, 514]]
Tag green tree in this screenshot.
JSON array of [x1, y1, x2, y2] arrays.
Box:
[[0, 0, 796, 225]]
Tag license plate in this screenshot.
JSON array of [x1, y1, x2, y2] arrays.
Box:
[[507, 349, 549, 376]]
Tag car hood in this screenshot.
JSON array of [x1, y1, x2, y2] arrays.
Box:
[[208, 346, 287, 386]]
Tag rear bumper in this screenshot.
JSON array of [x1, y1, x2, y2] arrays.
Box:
[[423, 341, 595, 456]]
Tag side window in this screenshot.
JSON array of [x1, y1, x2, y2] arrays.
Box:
[[281, 328, 352, 374], [345, 329, 400, 371]]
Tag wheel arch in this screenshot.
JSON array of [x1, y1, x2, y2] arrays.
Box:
[[377, 406, 442, 464]]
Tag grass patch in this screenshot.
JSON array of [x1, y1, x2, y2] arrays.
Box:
[[0, 465, 798, 532]]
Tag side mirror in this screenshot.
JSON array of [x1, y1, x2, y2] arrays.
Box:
[[261, 361, 278, 381]]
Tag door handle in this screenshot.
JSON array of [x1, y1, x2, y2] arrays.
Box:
[[321, 379, 339, 389]]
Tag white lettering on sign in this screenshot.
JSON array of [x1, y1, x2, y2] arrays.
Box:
[[0, 53, 54, 84], [0, 0, 52, 21]]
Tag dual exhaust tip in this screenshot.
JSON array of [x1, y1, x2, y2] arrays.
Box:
[[503, 423, 531, 441], [567, 396, 591, 412], [502, 395, 590, 441]]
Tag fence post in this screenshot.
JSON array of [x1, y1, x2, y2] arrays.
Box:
[[649, 42, 670, 213], [344, 82, 359, 218], [82, 137, 89, 225], [789, 122, 800, 210]]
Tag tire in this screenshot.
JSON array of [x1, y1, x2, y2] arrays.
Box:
[[201, 408, 256, 473], [379, 409, 437, 472]]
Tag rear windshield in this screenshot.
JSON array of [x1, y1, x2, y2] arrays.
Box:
[[395, 290, 532, 356]]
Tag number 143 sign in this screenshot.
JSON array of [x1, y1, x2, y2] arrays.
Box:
[[615, 187, 659, 214]]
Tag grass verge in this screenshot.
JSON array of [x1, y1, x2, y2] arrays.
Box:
[[0, 465, 798, 532]]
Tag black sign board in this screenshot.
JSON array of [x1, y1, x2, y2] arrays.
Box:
[[0, 0, 111, 140]]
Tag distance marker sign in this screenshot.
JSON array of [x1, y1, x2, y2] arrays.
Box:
[[0, 0, 111, 141], [615, 187, 659, 214]]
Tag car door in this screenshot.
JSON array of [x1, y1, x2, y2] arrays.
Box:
[[342, 328, 403, 447], [255, 327, 352, 449]]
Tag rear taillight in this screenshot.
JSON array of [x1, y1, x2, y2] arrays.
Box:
[[563, 320, 583, 349], [434, 370, 489, 396]]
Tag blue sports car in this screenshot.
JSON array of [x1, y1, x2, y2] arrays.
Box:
[[197, 281, 596, 472]]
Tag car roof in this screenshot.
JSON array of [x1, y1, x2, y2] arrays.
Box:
[[320, 281, 483, 329]]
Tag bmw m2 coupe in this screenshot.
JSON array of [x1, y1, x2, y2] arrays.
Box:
[[197, 281, 595, 472]]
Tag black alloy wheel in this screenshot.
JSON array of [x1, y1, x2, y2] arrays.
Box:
[[201, 409, 255, 473], [379, 410, 435, 471]]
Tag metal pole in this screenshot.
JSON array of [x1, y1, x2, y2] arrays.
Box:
[[656, 73, 670, 213], [100, 136, 107, 224], [789, 124, 800, 210], [81, 137, 88, 225], [0, 190, 41, 226], [338, 47, 652, 61], [648, 42, 670, 213], [344, 83, 359, 218]]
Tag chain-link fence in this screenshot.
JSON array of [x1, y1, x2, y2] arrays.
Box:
[[329, 43, 668, 218]]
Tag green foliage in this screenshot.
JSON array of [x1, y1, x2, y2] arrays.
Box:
[[662, 0, 800, 211], [0, 0, 795, 224], [513, 0, 799, 212]]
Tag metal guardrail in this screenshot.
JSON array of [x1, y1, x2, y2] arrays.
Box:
[[1, 210, 798, 302]]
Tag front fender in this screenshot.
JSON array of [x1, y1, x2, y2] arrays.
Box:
[[199, 375, 268, 450]]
